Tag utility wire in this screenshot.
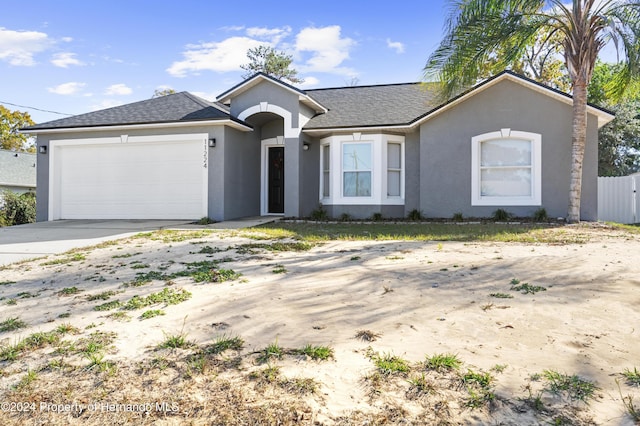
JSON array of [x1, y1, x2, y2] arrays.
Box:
[[0, 100, 73, 116]]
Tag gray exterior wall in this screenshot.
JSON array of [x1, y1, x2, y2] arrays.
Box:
[[324, 205, 405, 219], [419, 79, 600, 220], [220, 127, 260, 221]]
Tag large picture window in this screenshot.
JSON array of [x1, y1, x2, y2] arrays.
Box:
[[319, 134, 404, 205], [471, 130, 541, 206], [343, 143, 372, 197]]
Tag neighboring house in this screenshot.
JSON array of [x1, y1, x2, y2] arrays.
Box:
[[23, 71, 613, 222], [0, 149, 36, 195]]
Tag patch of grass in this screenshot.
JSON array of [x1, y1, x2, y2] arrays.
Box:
[[204, 335, 244, 355], [533, 207, 548, 222], [491, 364, 508, 373], [55, 323, 80, 334], [462, 369, 496, 408], [0, 280, 16, 286], [133, 229, 214, 243], [309, 206, 329, 221], [158, 331, 195, 349], [106, 312, 131, 322], [259, 222, 586, 244], [407, 209, 424, 221], [272, 264, 287, 274], [86, 291, 118, 301], [197, 245, 221, 254], [0, 317, 28, 332], [622, 367, 640, 386], [122, 288, 191, 310], [257, 340, 284, 364], [279, 377, 319, 395], [355, 329, 381, 342], [425, 353, 462, 372], [452, 212, 464, 222], [13, 369, 38, 391], [5, 299, 16, 305], [294, 344, 334, 361], [42, 253, 86, 265], [84, 352, 116, 373], [235, 241, 314, 254], [124, 270, 169, 287], [111, 252, 141, 259], [511, 282, 547, 294], [542, 370, 598, 402], [370, 351, 410, 376], [93, 300, 122, 311], [250, 365, 281, 383], [57, 312, 71, 319], [57, 286, 82, 296], [75, 331, 117, 355], [407, 373, 435, 397], [492, 208, 512, 221], [130, 263, 150, 269], [174, 261, 241, 283], [140, 309, 166, 320], [490, 292, 514, 299]]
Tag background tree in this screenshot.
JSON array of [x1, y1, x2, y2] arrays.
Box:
[[240, 46, 303, 83], [0, 105, 35, 152], [425, 0, 640, 222], [152, 88, 177, 98]]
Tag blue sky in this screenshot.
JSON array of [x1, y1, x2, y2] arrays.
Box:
[[0, 0, 449, 124]]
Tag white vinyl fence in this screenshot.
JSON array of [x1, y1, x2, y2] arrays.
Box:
[[598, 175, 640, 224]]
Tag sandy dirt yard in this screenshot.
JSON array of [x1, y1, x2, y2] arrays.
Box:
[[0, 224, 639, 425]]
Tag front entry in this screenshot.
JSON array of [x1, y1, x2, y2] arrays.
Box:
[[267, 146, 285, 214]]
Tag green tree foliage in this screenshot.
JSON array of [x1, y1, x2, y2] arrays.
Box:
[[424, 0, 640, 222], [0, 105, 35, 152], [0, 191, 36, 227], [152, 88, 177, 98], [240, 46, 303, 83], [597, 101, 640, 176]]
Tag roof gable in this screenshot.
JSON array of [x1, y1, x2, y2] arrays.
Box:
[[217, 73, 327, 114], [22, 92, 247, 132]]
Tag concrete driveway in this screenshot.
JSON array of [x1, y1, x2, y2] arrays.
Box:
[[0, 217, 278, 266], [0, 220, 192, 266]]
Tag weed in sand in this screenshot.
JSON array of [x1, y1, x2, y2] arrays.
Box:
[[491, 364, 508, 373], [158, 330, 195, 349], [370, 352, 410, 376], [122, 288, 191, 310], [5, 299, 16, 305], [0, 280, 16, 286], [93, 300, 122, 311], [87, 291, 119, 301], [425, 353, 462, 372], [250, 365, 281, 383], [622, 367, 640, 386], [235, 241, 314, 254], [542, 370, 598, 402], [257, 340, 284, 363], [0, 317, 27, 332], [130, 263, 150, 269], [511, 282, 547, 294], [42, 253, 86, 265], [55, 323, 80, 334], [205, 335, 244, 354], [17, 291, 37, 299], [197, 245, 221, 254], [355, 330, 381, 342], [490, 293, 514, 299], [462, 369, 496, 408], [57, 312, 71, 319], [350, 256, 361, 261], [111, 252, 141, 259], [280, 377, 319, 395], [272, 264, 287, 274], [75, 331, 117, 355], [85, 352, 117, 373], [294, 344, 334, 361], [407, 373, 435, 396], [107, 312, 131, 322], [382, 285, 394, 294], [57, 287, 82, 296], [140, 309, 166, 320], [617, 379, 640, 422], [13, 369, 38, 391]]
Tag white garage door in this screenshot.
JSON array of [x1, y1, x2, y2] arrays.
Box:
[[53, 136, 207, 220]]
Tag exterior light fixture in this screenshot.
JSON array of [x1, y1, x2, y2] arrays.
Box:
[[303, 142, 309, 151], [208, 138, 216, 147], [39, 145, 47, 154]]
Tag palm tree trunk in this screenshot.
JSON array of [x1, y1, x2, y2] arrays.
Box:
[[567, 78, 589, 223]]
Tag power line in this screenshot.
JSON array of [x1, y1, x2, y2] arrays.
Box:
[[0, 100, 73, 116]]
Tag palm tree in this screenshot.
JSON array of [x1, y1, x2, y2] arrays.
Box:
[[425, 0, 640, 222]]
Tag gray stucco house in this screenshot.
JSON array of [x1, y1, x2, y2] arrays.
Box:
[[0, 149, 36, 195], [23, 71, 613, 222]]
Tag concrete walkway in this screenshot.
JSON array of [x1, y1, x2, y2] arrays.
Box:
[[0, 217, 278, 266]]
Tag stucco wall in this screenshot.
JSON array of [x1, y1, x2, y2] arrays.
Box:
[[221, 127, 260, 220], [419, 79, 600, 220]]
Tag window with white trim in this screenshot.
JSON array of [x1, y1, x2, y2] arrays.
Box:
[[471, 129, 541, 206], [319, 134, 404, 205]]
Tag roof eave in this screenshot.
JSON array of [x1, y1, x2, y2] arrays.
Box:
[[20, 118, 254, 135]]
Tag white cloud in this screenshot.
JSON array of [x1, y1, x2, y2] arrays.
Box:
[[246, 26, 292, 44], [104, 83, 132, 95], [0, 27, 51, 66], [297, 76, 320, 88], [61, 36, 73, 43], [387, 39, 405, 54], [47, 82, 86, 95], [167, 36, 265, 77], [51, 52, 84, 68], [295, 26, 356, 75]]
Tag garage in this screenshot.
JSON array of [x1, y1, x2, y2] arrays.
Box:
[[50, 134, 208, 220]]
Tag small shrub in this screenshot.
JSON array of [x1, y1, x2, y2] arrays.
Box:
[[371, 212, 384, 221], [310, 205, 328, 221], [407, 209, 424, 221], [532, 207, 548, 222], [339, 213, 352, 222], [491, 208, 512, 221], [196, 216, 215, 225], [257, 340, 284, 363], [452, 212, 464, 222], [0, 191, 36, 226], [371, 352, 410, 376]]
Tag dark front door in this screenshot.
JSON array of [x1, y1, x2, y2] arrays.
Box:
[[268, 146, 285, 213]]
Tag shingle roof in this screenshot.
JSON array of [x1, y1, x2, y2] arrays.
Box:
[[22, 92, 236, 131], [0, 149, 36, 188], [304, 83, 441, 129]]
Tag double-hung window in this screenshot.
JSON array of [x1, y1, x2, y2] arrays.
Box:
[[342, 143, 372, 197], [471, 129, 541, 206]]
